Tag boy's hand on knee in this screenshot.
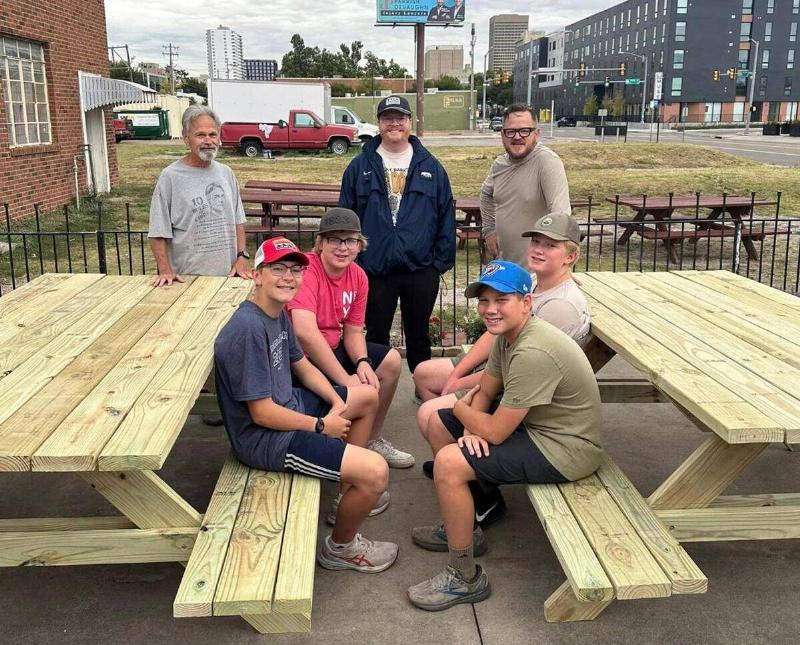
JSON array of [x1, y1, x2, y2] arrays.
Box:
[[323, 404, 350, 439], [458, 434, 490, 458]]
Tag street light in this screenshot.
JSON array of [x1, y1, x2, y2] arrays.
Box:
[[744, 38, 760, 135], [481, 50, 489, 131], [619, 50, 648, 123]]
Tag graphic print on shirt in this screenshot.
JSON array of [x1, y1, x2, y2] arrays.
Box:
[[383, 166, 407, 225], [342, 290, 354, 318], [190, 182, 235, 254], [269, 331, 289, 368]]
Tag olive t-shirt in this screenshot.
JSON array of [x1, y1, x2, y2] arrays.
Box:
[[484, 316, 602, 480]]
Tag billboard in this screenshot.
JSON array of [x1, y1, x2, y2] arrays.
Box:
[[376, 1, 466, 25]]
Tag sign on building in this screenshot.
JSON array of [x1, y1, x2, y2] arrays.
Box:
[[376, 1, 466, 24], [443, 95, 465, 108], [653, 71, 664, 101]]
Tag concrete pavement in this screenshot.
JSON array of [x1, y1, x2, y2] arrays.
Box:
[[2, 358, 799, 644]]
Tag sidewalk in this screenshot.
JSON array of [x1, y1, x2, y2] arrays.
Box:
[[2, 358, 798, 644]]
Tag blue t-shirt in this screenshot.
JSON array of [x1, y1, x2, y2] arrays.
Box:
[[214, 300, 304, 470]]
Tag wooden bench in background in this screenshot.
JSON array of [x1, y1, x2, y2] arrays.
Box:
[[528, 452, 707, 622], [174, 453, 320, 634]]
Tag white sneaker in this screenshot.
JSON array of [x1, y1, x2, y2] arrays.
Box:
[[368, 436, 416, 469], [317, 533, 398, 573], [326, 490, 390, 526]]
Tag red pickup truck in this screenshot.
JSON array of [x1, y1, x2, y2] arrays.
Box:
[[220, 109, 359, 157]]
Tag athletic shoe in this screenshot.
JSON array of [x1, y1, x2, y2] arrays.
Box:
[[317, 533, 398, 573], [422, 460, 434, 479], [325, 490, 390, 526], [408, 565, 491, 611], [201, 414, 224, 427], [368, 436, 416, 468], [474, 490, 508, 529], [411, 522, 488, 556]]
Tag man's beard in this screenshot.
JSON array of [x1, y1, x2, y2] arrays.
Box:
[[198, 147, 218, 162]]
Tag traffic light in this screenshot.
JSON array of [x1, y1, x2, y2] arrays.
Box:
[[578, 62, 586, 78], [619, 62, 626, 76], [727, 67, 736, 79], [604, 76, 610, 88], [493, 72, 500, 85], [712, 69, 720, 81], [574, 75, 580, 88], [502, 72, 510, 84]]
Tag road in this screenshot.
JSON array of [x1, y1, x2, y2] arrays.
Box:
[[421, 127, 800, 166]]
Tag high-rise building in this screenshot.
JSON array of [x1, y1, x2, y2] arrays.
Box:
[[244, 59, 278, 81], [489, 14, 530, 73], [425, 45, 464, 80], [206, 25, 244, 80]]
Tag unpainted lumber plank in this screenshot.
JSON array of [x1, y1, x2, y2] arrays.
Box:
[[705, 270, 800, 312], [99, 277, 252, 471], [648, 436, 768, 510], [0, 516, 134, 532], [0, 527, 197, 566], [558, 474, 672, 600], [543, 580, 614, 623], [655, 506, 800, 542], [526, 483, 613, 603], [174, 454, 250, 618], [0, 273, 72, 318], [243, 612, 312, 634], [710, 493, 800, 508], [597, 381, 665, 403], [80, 470, 201, 529], [31, 278, 221, 472], [273, 474, 320, 614], [595, 455, 707, 595], [213, 470, 292, 616]]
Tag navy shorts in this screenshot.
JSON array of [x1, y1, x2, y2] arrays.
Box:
[[332, 341, 392, 374], [283, 385, 348, 482], [437, 408, 567, 486]]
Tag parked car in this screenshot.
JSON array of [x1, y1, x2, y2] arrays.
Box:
[[112, 117, 133, 142], [490, 116, 504, 131], [476, 118, 490, 129], [556, 116, 577, 127]]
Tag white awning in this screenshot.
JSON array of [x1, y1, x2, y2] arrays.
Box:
[[79, 72, 157, 112]]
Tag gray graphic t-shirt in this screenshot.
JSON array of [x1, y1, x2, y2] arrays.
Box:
[[214, 301, 304, 471], [377, 143, 413, 225], [148, 159, 246, 276]]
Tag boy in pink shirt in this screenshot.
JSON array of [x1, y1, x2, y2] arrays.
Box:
[[288, 208, 414, 516]]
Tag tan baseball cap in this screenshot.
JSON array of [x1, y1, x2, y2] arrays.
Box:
[[522, 212, 581, 244]]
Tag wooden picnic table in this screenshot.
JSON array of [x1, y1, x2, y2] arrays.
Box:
[[569, 269, 800, 618], [603, 196, 777, 263], [0, 273, 251, 567], [245, 179, 340, 192]]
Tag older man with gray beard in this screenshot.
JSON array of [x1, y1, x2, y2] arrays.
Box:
[[148, 105, 251, 287]]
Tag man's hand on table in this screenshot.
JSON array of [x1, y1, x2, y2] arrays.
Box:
[[152, 271, 185, 287], [229, 257, 253, 279]]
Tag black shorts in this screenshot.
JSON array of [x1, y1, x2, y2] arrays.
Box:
[[437, 408, 567, 486], [283, 385, 349, 482], [333, 341, 392, 374]]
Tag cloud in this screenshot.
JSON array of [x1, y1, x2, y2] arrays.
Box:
[[105, 0, 615, 76]]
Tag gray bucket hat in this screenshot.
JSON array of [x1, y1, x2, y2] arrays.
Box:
[[318, 207, 361, 234]]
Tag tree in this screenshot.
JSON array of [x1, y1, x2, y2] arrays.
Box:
[[330, 82, 352, 97], [182, 77, 207, 99], [433, 75, 462, 91], [583, 95, 599, 116], [279, 34, 408, 79]]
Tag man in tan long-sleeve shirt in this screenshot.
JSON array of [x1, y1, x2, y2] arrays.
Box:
[[480, 104, 571, 268]]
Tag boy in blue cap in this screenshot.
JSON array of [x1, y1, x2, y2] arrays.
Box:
[[407, 260, 602, 611]]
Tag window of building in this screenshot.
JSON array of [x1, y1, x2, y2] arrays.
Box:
[[764, 22, 772, 42], [785, 76, 793, 96], [613, 14, 617, 30], [636, 6, 641, 24], [791, 23, 797, 43], [762, 49, 770, 68], [732, 102, 745, 122], [740, 22, 751, 42], [673, 49, 685, 69], [627, 9, 631, 27], [767, 0, 774, 13], [675, 22, 686, 41], [626, 33, 630, 48], [671, 77, 682, 96], [644, 2, 649, 21], [742, 0, 752, 15], [738, 49, 750, 69], [789, 50, 796, 69], [0, 36, 51, 147], [662, 23, 666, 43], [677, 0, 688, 14], [795, 0, 800, 15], [759, 75, 768, 97], [635, 31, 639, 48]]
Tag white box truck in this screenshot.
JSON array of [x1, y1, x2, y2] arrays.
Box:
[[208, 79, 378, 141]]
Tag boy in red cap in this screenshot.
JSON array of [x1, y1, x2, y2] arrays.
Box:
[[214, 237, 398, 573]]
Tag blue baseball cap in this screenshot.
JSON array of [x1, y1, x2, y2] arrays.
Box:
[[464, 261, 532, 298]]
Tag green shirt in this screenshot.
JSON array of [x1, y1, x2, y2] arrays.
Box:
[[485, 316, 603, 480]]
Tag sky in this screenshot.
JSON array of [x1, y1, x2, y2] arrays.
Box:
[[105, 1, 615, 77]]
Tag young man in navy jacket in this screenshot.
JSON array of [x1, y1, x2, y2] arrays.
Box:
[[339, 95, 456, 376]]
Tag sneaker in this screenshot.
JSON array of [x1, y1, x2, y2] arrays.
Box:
[[411, 522, 487, 556], [317, 533, 398, 573], [325, 490, 390, 526], [201, 414, 224, 427], [408, 565, 491, 611], [422, 460, 434, 479], [368, 436, 416, 468], [474, 490, 508, 529]]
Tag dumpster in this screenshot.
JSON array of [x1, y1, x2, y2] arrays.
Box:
[[113, 109, 170, 139]]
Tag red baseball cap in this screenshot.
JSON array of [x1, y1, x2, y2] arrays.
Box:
[[253, 237, 309, 267]]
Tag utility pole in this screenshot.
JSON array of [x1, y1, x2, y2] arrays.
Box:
[[469, 23, 476, 130], [414, 24, 425, 137], [481, 51, 489, 130], [108, 45, 134, 81], [162, 43, 179, 94], [744, 38, 759, 135]]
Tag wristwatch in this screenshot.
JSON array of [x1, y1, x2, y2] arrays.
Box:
[[236, 250, 250, 260], [355, 356, 373, 368], [315, 417, 325, 433]]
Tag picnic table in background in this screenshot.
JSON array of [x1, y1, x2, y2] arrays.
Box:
[[0, 274, 250, 567], [600, 195, 777, 263]]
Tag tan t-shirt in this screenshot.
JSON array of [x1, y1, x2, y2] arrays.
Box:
[[485, 317, 602, 480], [533, 278, 591, 343], [480, 144, 571, 268]]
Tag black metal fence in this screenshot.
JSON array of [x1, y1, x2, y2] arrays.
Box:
[[2, 194, 798, 347]]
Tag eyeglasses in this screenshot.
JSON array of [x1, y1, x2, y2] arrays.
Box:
[[379, 115, 409, 124], [501, 127, 536, 139], [325, 236, 360, 249], [267, 263, 307, 277]]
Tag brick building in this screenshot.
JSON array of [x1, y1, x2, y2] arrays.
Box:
[[1, 1, 152, 218]]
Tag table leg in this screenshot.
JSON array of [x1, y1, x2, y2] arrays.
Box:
[[543, 580, 614, 623], [584, 336, 617, 374], [615, 211, 645, 246]]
